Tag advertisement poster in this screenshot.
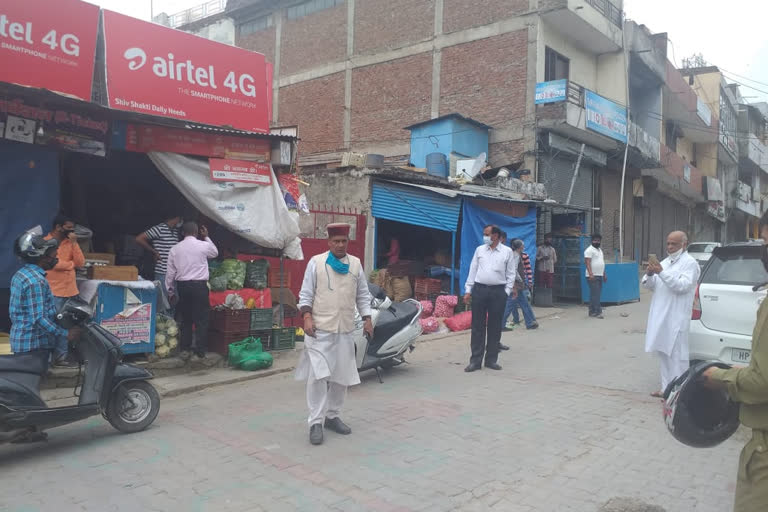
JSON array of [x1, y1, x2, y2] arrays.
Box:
[[101, 303, 152, 344], [585, 90, 627, 143], [535, 80, 567, 104], [102, 10, 270, 133], [0, 0, 99, 100], [209, 158, 272, 185], [124, 124, 270, 160], [0, 96, 108, 155]]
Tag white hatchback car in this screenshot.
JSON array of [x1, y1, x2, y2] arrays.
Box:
[[689, 242, 768, 365]]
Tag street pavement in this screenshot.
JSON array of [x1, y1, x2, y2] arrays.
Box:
[[0, 297, 745, 512]]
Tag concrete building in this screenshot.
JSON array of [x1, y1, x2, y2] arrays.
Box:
[[737, 101, 768, 238]]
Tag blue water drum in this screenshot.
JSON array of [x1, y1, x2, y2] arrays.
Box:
[[426, 152, 448, 178]]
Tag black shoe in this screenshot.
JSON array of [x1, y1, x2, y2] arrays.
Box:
[[324, 417, 352, 435], [499, 344, 510, 351], [309, 424, 323, 445], [464, 363, 481, 373], [527, 323, 539, 330], [485, 362, 503, 371], [194, 351, 206, 359], [54, 356, 78, 369]]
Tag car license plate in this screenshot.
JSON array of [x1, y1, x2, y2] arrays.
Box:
[[732, 349, 752, 363]]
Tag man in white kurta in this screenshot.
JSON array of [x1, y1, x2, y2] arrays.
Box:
[[642, 231, 700, 396], [295, 223, 373, 445]]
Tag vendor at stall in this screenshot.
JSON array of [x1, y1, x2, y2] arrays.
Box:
[[43, 214, 83, 367], [135, 214, 182, 310]]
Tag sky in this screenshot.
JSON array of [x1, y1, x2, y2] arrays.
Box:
[[625, 0, 768, 103], [92, 0, 768, 103]]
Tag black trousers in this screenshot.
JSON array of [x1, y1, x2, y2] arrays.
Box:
[[176, 280, 210, 353], [470, 284, 507, 365]]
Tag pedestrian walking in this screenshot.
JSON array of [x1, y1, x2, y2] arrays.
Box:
[[165, 221, 218, 360], [644, 230, 699, 396], [536, 233, 557, 288], [584, 234, 606, 319], [295, 223, 373, 446], [463, 225, 516, 372], [43, 214, 83, 367], [502, 239, 539, 331], [702, 213, 768, 512]]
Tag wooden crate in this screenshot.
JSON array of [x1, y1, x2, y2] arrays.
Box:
[[210, 309, 251, 333], [87, 265, 138, 281], [85, 252, 116, 266]]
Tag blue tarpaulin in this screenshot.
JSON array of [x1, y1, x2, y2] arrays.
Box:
[[0, 141, 60, 288], [459, 200, 537, 292]]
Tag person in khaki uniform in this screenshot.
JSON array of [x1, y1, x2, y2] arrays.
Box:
[[703, 213, 768, 511]]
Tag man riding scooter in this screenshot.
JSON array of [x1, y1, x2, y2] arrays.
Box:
[[9, 232, 79, 360]]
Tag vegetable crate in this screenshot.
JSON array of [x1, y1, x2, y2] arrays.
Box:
[[271, 328, 296, 351], [414, 278, 441, 298], [210, 309, 251, 333], [268, 268, 291, 288], [249, 308, 273, 330], [209, 329, 250, 357], [249, 329, 273, 351]]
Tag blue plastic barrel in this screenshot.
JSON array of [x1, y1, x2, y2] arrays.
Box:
[[426, 152, 448, 178]]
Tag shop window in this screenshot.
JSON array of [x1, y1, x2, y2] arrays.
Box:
[[239, 15, 273, 36], [286, 0, 344, 20], [545, 47, 570, 82], [665, 121, 678, 152]]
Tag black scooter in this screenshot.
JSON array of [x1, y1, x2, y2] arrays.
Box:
[[0, 299, 160, 444]]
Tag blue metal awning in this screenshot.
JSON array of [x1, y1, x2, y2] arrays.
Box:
[[372, 181, 461, 232]]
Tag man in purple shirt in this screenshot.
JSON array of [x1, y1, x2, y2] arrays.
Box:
[[166, 222, 218, 359]]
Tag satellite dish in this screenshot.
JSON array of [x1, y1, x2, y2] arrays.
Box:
[[468, 152, 487, 178]]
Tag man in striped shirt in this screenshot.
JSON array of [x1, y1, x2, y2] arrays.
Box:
[[136, 215, 181, 311], [502, 239, 539, 332]]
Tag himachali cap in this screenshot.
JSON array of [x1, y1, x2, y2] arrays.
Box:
[[326, 223, 351, 238]]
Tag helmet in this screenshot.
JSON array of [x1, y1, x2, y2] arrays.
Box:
[[663, 361, 740, 448], [14, 232, 58, 262]]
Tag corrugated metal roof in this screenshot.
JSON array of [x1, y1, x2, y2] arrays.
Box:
[[404, 113, 492, 131], [372, 182, 461, 232]]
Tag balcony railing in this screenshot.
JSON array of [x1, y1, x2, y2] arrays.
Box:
[[585, 0, 623, 27], [165, 0, 225, 28]]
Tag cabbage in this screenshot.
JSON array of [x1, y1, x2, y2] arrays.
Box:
[[155, 333, 167, 346], [166, 325, 178, 337], [167, 337, 178, 349], [155, 345, 170, 358], [220, 259, 246, 290]]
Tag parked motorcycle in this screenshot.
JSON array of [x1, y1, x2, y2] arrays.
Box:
[[0, 299, 160, 444], [355, 283, 422, 382]]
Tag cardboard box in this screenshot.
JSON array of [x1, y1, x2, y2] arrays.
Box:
[[87, 265, 138, 281], [85, 252, 116, 266]]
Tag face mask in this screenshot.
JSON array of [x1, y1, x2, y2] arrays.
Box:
[[668, 248, 683, 260], [592, 242, 601, 249], [483, 236, 492, 245]]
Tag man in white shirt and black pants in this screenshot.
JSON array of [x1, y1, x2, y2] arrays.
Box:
[[463, 225, 517, 372], [584, 233, 606, 319]]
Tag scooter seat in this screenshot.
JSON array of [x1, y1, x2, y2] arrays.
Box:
[[370, 301, 420, 354], [0, 350, 49, 376]]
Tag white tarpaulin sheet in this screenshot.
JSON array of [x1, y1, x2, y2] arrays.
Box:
[[149, 152, 303, 260]]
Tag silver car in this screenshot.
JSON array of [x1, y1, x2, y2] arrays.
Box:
[[687, 242, 721, 267]]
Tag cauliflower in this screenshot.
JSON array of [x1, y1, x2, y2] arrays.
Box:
[[155, 345, 170, 358], [167, 337, 178, 349], [155, 333, 167, 346], [166, 325, 178, 337]]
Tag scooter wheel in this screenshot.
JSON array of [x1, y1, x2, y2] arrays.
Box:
[[106, 381, 160, 434]]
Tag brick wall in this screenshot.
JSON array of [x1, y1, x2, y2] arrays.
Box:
[[350, 53, 433, 146], [439, 31, 528, 128], [280, 5, 347, 76], [279, 72, 346, 154], [354, 0, 435, 55], [442, 0, 528, 33], [489, 139, 526, 167], [237, 27, 276, 64]]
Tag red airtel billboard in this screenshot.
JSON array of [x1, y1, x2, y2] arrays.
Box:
[[102, 10, 269, 133], [0, 0, 99, 100]]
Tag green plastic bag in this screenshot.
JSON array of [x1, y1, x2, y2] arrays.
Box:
[[240, 353, 273, 371], [228, 336, 273, 370]]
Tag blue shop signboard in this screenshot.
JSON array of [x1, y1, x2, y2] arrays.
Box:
[[585, 90, 627, 143], [535, 80, 567, 104]]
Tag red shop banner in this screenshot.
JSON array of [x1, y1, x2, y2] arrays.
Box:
[[209, 158, 272, 185], [0, 0, 99, 100], [125, 124, 270, 160], [102, 10, 270, 133]]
